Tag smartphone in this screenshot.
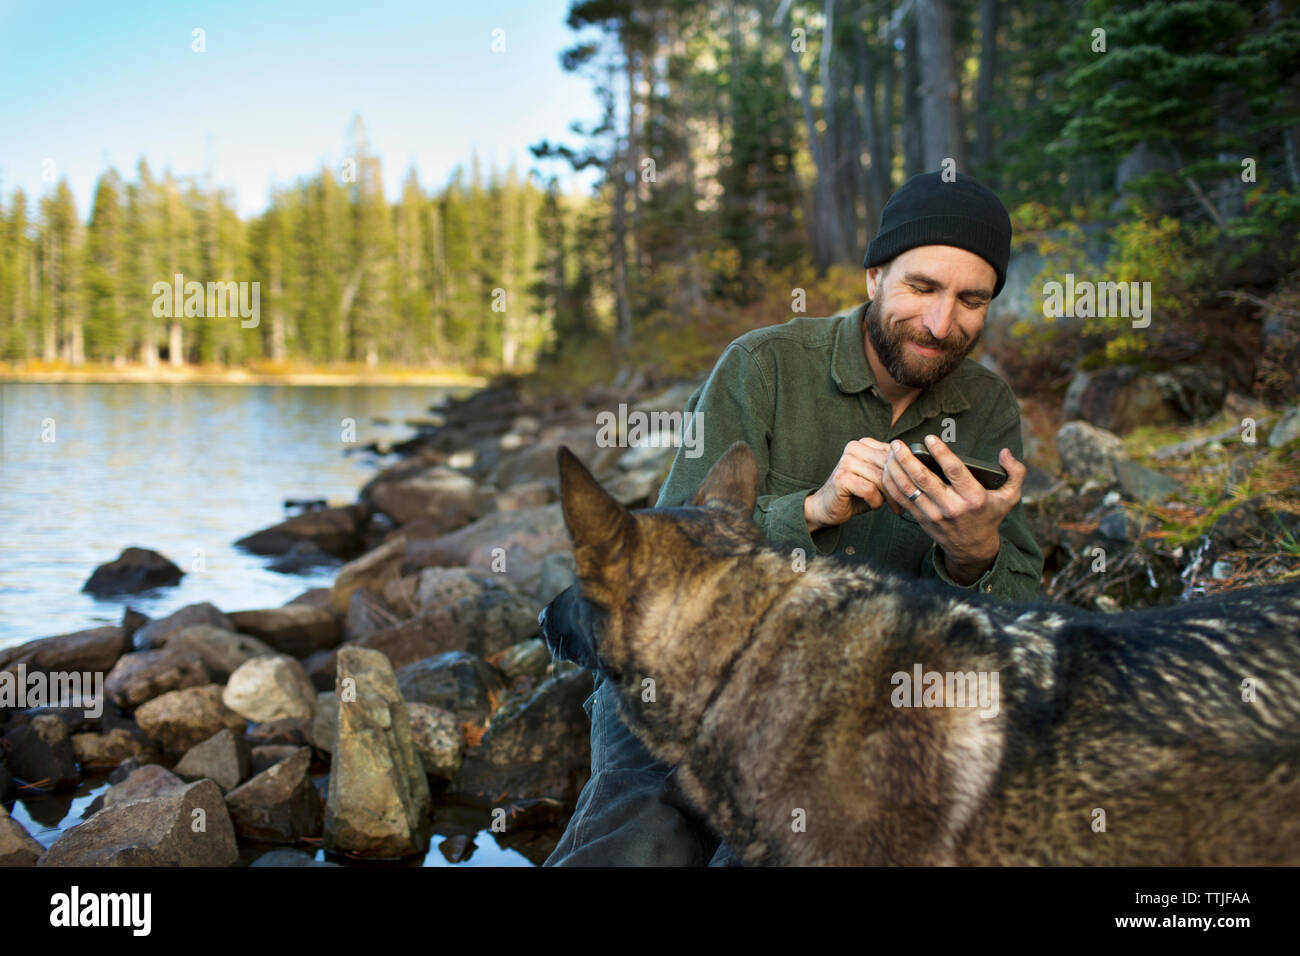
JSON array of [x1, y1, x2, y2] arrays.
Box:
[[908, 442, 1008, 490]]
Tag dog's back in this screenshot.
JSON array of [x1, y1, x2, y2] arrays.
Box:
[[553, 441, 1300, 865]]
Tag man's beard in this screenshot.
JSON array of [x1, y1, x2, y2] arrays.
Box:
[[863, 296, 981, 389]]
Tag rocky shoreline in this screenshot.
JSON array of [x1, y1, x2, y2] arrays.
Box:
[[2, 365, 1297, 867], [0, 371, 700, 866]]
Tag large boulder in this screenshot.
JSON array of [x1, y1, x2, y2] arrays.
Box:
[[234, 504, 366, 560], [323, 647, 430, 858], [448, 667, 593, 806], [404, 505, 569, 601], [82, 547, 183, 596], [489, 428, 621, 492], [412, 566, 513, 613], [405, 504, 569, 600], [226, 605, 341, 658], [166, 626, 276, 683], [222, 655, 316, 723], [0, 625, 130, 677], [331, 537, 407, 615], [0, 804, 45, 866], [132, 603, 234, 651], [102, 764, 186, 808], [133, 685, 246, 755], [355, 588, 540, 672], [173, 728, 252, 793], [1055, 421, 1127, 481], [225, 746, 323, 843], [396, 651, 504, 725], [39, 778, 238, 866], [104, 648, 210, 710], [4, 713, 79, 790], [361, 463, 480, 531]]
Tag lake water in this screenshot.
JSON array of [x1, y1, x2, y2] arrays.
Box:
[[0, 381, 476, 649]]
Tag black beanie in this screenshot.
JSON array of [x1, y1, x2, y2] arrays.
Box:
[[863, 171, 1012, 298]]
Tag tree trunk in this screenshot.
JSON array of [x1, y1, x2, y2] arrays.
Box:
[[916, 0, 964, 172], [974, 0, 999, 175]]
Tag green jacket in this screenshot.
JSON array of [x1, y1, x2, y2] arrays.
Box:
[[654, 301, 1044, 602]]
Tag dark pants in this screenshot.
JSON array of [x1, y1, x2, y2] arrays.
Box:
[[540, 584, 741, 867], [543, 670, 742, 866]]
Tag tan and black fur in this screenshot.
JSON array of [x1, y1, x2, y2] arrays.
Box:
[[553, 441, 1300, 866]]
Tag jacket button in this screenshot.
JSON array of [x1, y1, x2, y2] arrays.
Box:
[[845, 546, 856, 555]]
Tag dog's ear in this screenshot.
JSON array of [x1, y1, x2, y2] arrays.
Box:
[[690, 441, 759, 513], [557, 445, 634, 558]]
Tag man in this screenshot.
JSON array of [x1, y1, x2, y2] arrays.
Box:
[[543, 170, 1045, 866]]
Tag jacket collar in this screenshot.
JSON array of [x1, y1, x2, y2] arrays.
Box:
[[831, 301, 972, 417]]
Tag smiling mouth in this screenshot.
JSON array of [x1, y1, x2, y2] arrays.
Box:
[[909, 341, 944, 355]]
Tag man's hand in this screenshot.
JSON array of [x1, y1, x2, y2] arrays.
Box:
[[881, 435, 1027, 582], [804, 438, 894, 533]]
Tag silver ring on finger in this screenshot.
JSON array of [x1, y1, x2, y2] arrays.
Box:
[[906, 488, 922, 503]]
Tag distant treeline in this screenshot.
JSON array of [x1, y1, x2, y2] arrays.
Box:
[[0, 118, 591, 370]]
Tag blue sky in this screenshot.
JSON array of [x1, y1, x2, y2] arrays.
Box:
[[0, 0, 604, 218]]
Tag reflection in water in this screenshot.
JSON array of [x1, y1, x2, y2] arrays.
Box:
[[0, 382, 473, 648]]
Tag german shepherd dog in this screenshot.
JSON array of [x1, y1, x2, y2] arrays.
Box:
[[541, 441, 1300, 865]]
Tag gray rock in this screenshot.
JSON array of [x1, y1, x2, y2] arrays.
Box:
[[1056, 420, 1127, 480], [413, 566, 514, 613], [235, 504, 365, 560], [133, 603, 234, 651], [102, 764, 186, 808], [173, 728, 252, 793], [1114, 459, 1181, 505], [5, 713, 79, 790], [331, 536, 407, 615], [0, 625, 130, 677], [396, 651, 505, 724], [226, 605, 342, 658], [82, 547, 184, 596], [39, 778, 238, 866], [357, 587, 540, 671], [222, 655, 316, 723], [493, 480, 555, 512], [250, 744, 302, 775], [323, 647, 431, 858], [448, 667, 593, 806], [1098, 510, 1130, 541], [0, 803, 45, 866], [225, 747, 323, 843], [166, 625, 276, 683], [362, 463, 479, 529], [343, 587, 402, 642], [105, 648, 210, 710], [245, 717, 311, 747], [406, 702, 463, 780], [134, 684, 246, 755], [1269, 405, 1300, 448], [404, 504, 569, 601]]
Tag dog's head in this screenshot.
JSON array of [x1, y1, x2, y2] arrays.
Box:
[[543, 441, 769, 684]]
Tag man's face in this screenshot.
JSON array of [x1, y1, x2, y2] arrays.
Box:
[[864, 244, 996, 390]]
